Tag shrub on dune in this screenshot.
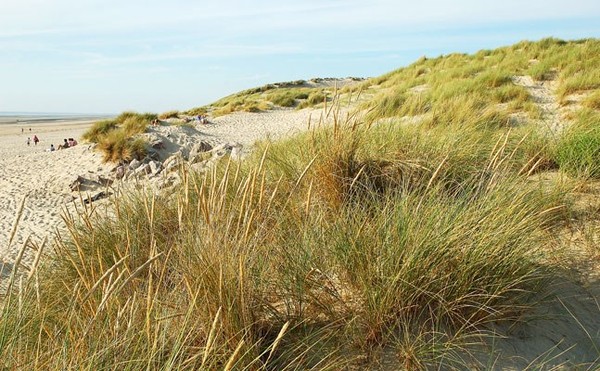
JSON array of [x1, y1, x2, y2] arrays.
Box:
[[82, 119, 118, 143], [97, 130, 147, 163]]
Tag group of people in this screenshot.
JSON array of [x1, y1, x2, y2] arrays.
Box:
[[195, 115, 209, 124], [26, 135, 39, 146], [56, 138, 78, 150], [26, 137, 78, 152], [24, 130, 79, 152], [48, 138, 78, 152]]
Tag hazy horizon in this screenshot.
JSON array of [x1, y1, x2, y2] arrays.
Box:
[[1, 0, 599, 114]]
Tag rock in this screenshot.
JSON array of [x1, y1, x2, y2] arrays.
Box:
[[87, 174, 113, 187], [189, 162, 208, 172], [147, 149, 161, 161], [115, 165, 126, 179], [189, 151, 212, 165], [151, 139, 165, 150], [157, 175, 176, 189], [69, 176, 84, 191], [84, 191, 111, 204], [164, 153, 184, 172], [211, 142, 242, 158], [149, 160, 163, 176], [134, 163, 151, 176], [129, 159, 141, 170], [189, 141, 213, 159], [230, 144, 243, 159], [70, 174, 113, 191]]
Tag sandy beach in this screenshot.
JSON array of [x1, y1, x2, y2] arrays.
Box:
[[0, 109, 322, 269], [0, 118, 109, 264]]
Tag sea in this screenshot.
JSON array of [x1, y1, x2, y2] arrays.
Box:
[[0, 112, 113, 125]]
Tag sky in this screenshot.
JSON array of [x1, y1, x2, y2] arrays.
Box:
[[1, 0, 599, 114]]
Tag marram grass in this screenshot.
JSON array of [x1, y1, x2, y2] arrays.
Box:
[[1, 107, 568, 370]]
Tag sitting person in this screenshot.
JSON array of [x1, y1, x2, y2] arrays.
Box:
[[68, 138, 78, 147], [50, 144, 55, 151], [58, 138, 69, 150]]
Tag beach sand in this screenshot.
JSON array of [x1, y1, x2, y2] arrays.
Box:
[[0, 108, 324, 268], [0, 119, 110, 264]]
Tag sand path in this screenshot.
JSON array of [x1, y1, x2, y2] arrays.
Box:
[[512, 75, 565, 133]]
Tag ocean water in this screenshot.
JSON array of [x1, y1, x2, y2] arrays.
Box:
[[0, 112, 112, 124]]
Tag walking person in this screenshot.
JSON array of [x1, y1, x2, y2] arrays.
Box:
[[33, 135, 39, 146]]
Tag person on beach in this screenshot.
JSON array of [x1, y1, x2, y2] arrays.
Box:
[[58, 138, 69, 150], [50, 144, 55, 152], [68, 138, 77, 147], [21, 128, 24, 134], [33, 135, 39, 145], [26, 137, 31, 146]]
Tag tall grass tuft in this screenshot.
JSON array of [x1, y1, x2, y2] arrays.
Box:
[[97, 130, 147, 162], [82, 119, 118, 143], [83, 111, 155, 162], [555, 109, 600, 178]]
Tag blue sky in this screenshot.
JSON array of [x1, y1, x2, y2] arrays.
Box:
[[1, 0, 599, 114]]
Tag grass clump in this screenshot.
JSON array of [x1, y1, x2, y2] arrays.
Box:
[[158, 110, 180, 120], [122, 116, 149, 136], [582, 90, 600, 110], [555, 109, 600, 178], [82, 119, 118, 143], [83, 111, 156, 163], [115, 111, 157, 123], [97, 130, 147, 162], [184, 106, 208, 116], [267, 89, 311, 107], [298, 91, 329, 109]]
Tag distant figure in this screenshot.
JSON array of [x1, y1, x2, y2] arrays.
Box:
[[68, 138, 78, 147], [50, 144, 55, 151], [33, 135, 39, 145], [29, 128, 31, 132], [21, 128, 24, 134], [26, 137, 31, 146], [151, 119, 159, 127]]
